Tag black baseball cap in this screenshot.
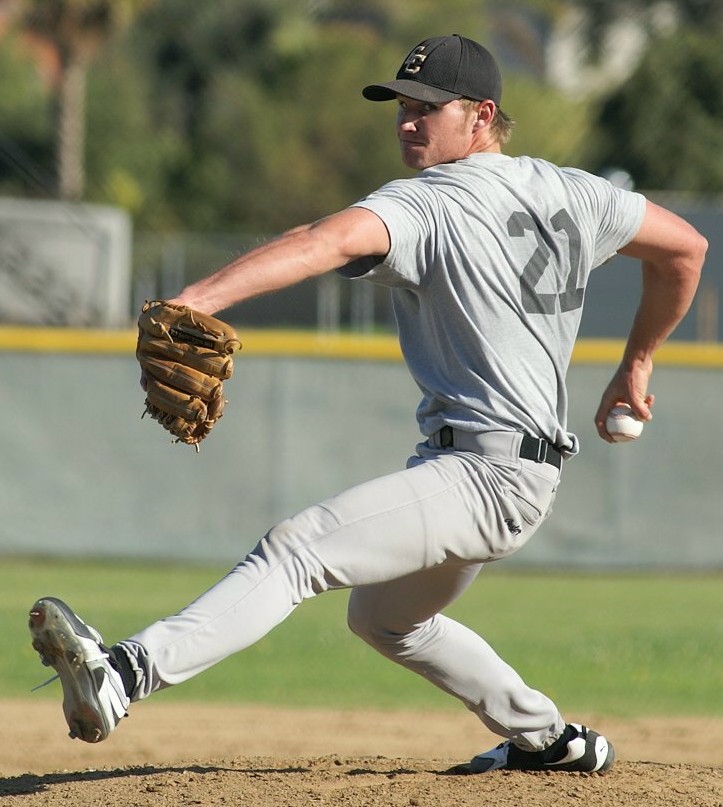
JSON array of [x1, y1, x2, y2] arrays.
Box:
[[363, 35, 502, 104]]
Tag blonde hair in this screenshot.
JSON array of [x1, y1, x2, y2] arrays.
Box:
[[491, 106, 515, 146], [460, 99, 515, 146]]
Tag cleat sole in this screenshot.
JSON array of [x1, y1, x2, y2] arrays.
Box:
[[29, 599, 111, 743]]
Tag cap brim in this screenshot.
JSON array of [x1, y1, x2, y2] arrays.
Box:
[[362, 80, 462, 103]]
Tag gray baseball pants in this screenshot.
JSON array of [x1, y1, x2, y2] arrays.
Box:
[[118, 430, 566, 751]]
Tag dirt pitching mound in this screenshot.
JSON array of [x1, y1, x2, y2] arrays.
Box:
[[2, 700, 722, 806]]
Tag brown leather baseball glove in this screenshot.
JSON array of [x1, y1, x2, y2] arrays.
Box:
[[136, 301, 241, 449]]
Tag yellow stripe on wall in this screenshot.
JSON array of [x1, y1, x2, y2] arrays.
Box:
[[571, 339, 723, 367], [0, 326, 721, 367], [0, 327, 136, 354]]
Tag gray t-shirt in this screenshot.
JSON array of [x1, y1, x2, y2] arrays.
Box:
[[342, 153, 646, 454]]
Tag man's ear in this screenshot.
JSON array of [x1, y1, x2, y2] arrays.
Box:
[[472, 100, 496, 130]]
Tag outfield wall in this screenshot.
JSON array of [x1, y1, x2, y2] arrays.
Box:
[[1, 328, 721, 570]]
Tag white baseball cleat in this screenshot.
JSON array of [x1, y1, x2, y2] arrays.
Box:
[[29, 597, 129, 743], [452, 723, 615, 774]]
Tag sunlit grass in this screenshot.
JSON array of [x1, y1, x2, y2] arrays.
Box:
[[5, 558, 721, 717]]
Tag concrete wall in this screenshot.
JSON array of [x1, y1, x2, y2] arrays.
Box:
[[0, 198, 132, 327], [1, 341, 721, 569]]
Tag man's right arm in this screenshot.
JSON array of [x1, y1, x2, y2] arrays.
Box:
[[594, 200, 708, 441]]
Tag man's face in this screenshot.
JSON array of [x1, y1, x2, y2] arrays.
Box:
[[395, 96, 478, 169]]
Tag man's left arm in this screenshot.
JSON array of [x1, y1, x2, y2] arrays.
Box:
[[171, 206, 391, 316]]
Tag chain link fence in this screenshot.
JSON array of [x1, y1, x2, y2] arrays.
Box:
[[130, 196, 722, 341]]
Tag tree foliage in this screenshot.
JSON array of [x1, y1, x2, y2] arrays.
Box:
[[570, 0, 723, 45], [0, 0, 721, 232], [84, 43, 185, 226], [11, 0, 154, 199], [590, 28, 723, 191], [0, 35, 53, 196]]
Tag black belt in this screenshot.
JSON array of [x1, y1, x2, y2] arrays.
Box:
[[438, 426, 563, 469]]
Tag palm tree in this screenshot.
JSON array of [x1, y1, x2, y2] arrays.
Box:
[[14, 0, 152, 200]]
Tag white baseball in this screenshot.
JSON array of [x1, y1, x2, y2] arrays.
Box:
[[605, 404, 644, 442]]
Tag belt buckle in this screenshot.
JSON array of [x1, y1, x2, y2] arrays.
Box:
[[439, 426, 454, 448], [534, 438, 548, 464]]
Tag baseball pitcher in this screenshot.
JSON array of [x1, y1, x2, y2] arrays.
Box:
[[29, 34, 706, 774]]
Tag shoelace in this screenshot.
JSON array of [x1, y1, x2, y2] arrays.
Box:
[[31, 673, 59, 692]]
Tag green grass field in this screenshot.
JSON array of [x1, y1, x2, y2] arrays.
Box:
[[4, 558, 722, 718]]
